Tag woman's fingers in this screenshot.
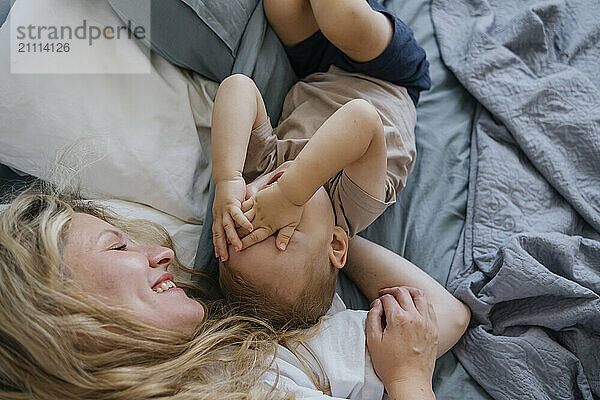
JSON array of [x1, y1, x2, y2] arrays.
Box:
[[380, 294, 403, 323], [428, 304, 440, 346], [379, 287, 417, 312], [428, 303, 438, 326], [409, 288, 429, 316], [230, 207, 253, 232], [366, 298, 384, 343]]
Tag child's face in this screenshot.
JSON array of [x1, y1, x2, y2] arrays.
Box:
[[223, 162, 336, 305]]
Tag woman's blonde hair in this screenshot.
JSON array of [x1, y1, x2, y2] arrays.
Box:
[[0, 177, 302, 400]]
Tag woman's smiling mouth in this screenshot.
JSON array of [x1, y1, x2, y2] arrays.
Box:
[[152, 279, 177, 293]]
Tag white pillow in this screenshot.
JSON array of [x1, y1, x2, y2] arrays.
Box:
[[0, 0, 218, 225]]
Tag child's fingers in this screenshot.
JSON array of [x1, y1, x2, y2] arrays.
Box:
[[275, 225, 296, 251], [241, 197, 254, 212], [222, 213, 243, 252], [230, 208, 253, 232], [241, 227, 272, 249], [211, 220, 229, 261]]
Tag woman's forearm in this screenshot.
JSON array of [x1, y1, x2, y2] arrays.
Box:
[[345, 236, 470, 356], [277, 98, 386, 205], [211, 74, 268, 183]]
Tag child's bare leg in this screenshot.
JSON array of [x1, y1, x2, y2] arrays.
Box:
[[309, 0, 393, 62], [264, 0, 319, 47], [265, 0, 393, 62]]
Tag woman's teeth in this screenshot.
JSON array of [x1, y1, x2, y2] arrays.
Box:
[[154, 280, 177, 293]]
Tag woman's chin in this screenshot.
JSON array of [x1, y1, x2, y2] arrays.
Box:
[[149, 296, 205, 336]]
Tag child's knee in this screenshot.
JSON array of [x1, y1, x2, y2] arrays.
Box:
[[311, 0, 393, 62], [346, 99, 383, 131], [264, 0, 318, 46]]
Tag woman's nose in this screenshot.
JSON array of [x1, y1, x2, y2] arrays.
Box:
[[147, 246, 174, 269]]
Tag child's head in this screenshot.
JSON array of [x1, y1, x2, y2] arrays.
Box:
[[219, 164, 348, 329]]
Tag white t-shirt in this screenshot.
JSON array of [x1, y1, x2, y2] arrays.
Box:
[[263, 295, 388, 399]]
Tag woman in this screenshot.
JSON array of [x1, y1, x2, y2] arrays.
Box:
[[0, 179, 442, 399]]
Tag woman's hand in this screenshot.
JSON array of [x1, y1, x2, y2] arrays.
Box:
[[366, 286, 439, 400], [212, 175, 254, 261], [240, 182, 304, 251]]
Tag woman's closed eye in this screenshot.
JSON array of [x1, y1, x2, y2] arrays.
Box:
[[111, 243, 128, 251]]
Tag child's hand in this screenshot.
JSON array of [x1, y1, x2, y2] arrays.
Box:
[[240, 182, 303, 251], [212, 177, 254, 261]]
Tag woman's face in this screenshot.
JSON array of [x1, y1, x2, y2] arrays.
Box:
[[62, 213, 204, 336]]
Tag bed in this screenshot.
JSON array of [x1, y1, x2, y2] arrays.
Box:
[[2, 0, 597, 399], [122, 0, 484, 396], [0, 0, 482, 398]]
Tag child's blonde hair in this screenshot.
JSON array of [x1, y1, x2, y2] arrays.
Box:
[[219, 252, 338, 330]]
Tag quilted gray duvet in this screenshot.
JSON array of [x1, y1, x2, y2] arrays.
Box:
[[431, 0, 600, 399]]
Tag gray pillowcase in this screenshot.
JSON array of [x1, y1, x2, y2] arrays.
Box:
[[0, 0, 11, 27]]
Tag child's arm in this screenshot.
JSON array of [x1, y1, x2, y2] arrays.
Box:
[[241, 99, 387, 250], [276, 98, 387, 205], [211, 74, 268, 261], [344, 236, 471, 357]]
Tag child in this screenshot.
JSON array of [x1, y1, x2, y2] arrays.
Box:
[[211, 0, 430, 328]]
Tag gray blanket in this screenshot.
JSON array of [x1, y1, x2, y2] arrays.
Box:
[[431, 0, 600, 399]]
